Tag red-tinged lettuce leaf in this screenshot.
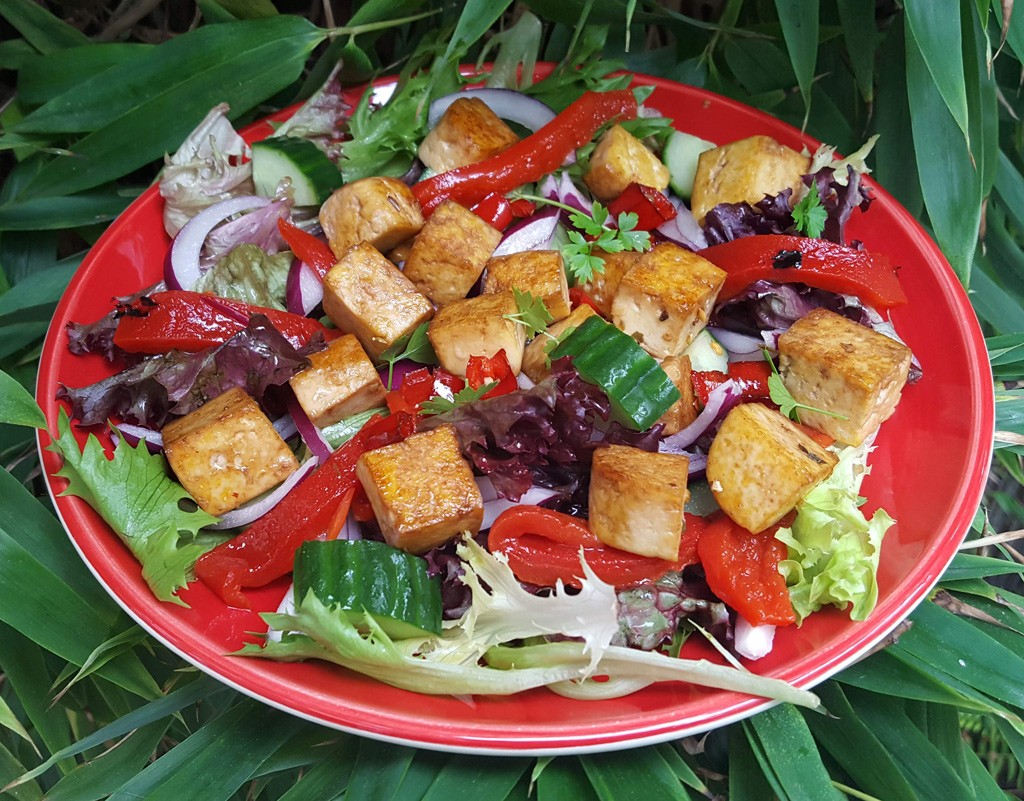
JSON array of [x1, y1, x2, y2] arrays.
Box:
[[58, 314, 322, 428], [48, 408, 225, 604], [66, 282, 165, 362]]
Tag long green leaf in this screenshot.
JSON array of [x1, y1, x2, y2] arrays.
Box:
[[0, 0, 89, 54], [274, 742, 358, 801], [905, 19, 980, 283], [745, 705, 843, 801], [903, 0, 970, 145], [0, 743, 42, 801], [0, 368, 44, 428], [420, 756, 531, 801], [345, 738, 416, 801], [580, 748, 692, 801], [0, 695, 35, 753], [772, 0, 819, 118], [15, 17, 326, 200], [536, 758, 601, 801], [17, 44, 153, 107], [943, 553, 1024, 581], [836, 0, 876, 102], [0, 189, 136, 231]]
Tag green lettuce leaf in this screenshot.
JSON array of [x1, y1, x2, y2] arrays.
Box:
[[194, 243, 292, 310], [775, 442, 894, 623], [48, 408, 224, 604]]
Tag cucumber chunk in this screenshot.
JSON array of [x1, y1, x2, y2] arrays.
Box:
[[550, 315, 681, 431], [251, 136, 343, 206], [684, 328, 729, 373], [663, 130, 716, 200], [294, 539, 443, 639]]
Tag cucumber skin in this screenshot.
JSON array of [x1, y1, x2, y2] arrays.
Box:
[[550, 315, 681, 431], [251, 136, 342, 206], [663, 130, 716, 200], [294, 540, 443, 639]]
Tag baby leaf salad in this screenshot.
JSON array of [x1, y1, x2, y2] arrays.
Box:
[[51, 62, 922, 711]]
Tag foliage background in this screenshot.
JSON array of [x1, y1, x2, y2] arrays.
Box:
[[3, 0, 1024, 798]]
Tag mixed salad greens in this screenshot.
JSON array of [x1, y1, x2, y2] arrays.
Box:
[[49, 57, 918, 710]]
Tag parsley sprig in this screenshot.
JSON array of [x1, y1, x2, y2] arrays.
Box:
[[792, 183, 827, 238], [377, 322, 438, 390], [419, 381, 497, 415], [764, 349, 848, 423], [503, 288, 554, 339]]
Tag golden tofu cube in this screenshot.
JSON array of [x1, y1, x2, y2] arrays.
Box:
[[521, 303, 598, 384], [322, 242, 434, 360], [403, 200, 502, 306], [356, 425, 483, 553], [427, 290, 526, 377], [690, 135, 810, 224], [417, 97, 520, 174], [583, 125, 671, 202], [581, 249, 639, 317], [589, 445, 690, 561], [288, 334, 386, 428], [778, 308, 912, 446], [657, 354, 699, 435], [163, 387, 299, 517], [319, 177, 424, 259], [706, 402, 838, 533], [611, 243, 727, 358], [482, 250, 571, 322]]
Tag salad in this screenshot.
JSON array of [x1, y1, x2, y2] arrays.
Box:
[[49, 66, 917, 709]]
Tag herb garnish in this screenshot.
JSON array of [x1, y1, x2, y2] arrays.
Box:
[[791, 183, 827, 238], [420, 381, 498, 415], [564, 201, 649, 285], [503, 288, 554, 339], [764, 349, 848, 423], [377, 322, 439, 390]]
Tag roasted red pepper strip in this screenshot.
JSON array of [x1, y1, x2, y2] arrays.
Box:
[[488, 506, 704, 589], [607, 183, 677, 231], [696, 513, 796, 626], [699, 234, 907, 309], [412, 89, 639, 215], [569, 286, 603, 315], [471, 193, 514, 231], [691, 361, 773, 408], [112, 290, 328, 353], [277, 218, 336, 279], [466, 350, 517, 399], [195, 429, 374, 607]]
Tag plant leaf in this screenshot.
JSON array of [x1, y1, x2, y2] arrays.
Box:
[[772, 0, 820, 119], [0, 0, 89, 54], [0, 368, 45, 428]]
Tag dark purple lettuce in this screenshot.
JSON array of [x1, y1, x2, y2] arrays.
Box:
[[711, 279, 873, 336], [804, 164, 872, 247], [419, 359, 660, 506], [66, 283, 166, 362], [58, 315, 323, 428]]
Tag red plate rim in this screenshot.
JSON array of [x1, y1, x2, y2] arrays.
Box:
[[35, 67, 995, 755]]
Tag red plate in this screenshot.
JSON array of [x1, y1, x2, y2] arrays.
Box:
[[36, 70, 994, 754]]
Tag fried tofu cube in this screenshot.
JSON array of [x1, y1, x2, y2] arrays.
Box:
[[611, 243, 727, 358], [403, 200, 502, 306], [288, 334, 386, 428], [482, 250, 571, 321], [521, 303, 598, 384], [589, 445, 690, 561], [427, 290, 526, 377], [322, 242, 434, 360], [581, 250, 640, 317], [356, 425, 483, 553], [163, 387, 299, 517], [690, 135, 810, 224], [417, 97, 520, 174], [657, 354, 699, 435], [583, 125, 671, 202], [319, 177, 424, 259], [706, 402, 838, 533], [778, 308, 912, 446]]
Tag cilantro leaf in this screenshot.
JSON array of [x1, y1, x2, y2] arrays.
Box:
[[377, 321, 439, 389], [792, 183, 827, 238], [48, 409, 224, 604], [419, 382, 497, 415], [504, 288, 554, 339], [560, 200, 652, 285], [763, 350, 848, 423]]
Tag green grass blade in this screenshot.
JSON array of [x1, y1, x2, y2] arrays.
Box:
[[0, 695, 35, 754], [274, 741, 358, 801], [580, 747, 693, 801], [994, 150, 1024, 233], [772, 0, 819, 118], [0, 368, 44, 428], [728, 723, 777, 800], [836, 0, 876, 102], [0, 0, 89, 54], [0, 190, 136, 231], [903, 0, 970, 144], [653, 743, 706, 794], [420, 755, 531, 801], [745, 704, 844, 801], [905, 16, 980, 283], [346, 738, 417, 801], [942, 553, 1024, 582], [104, 699, 302, 801], [0, 742, 42, 801], [971, 255, 1024, 333], [962, 743, 1018, 801], [805, 683, 919, 801], [537, 758, 601, 801], [17, 44, 153, 106]]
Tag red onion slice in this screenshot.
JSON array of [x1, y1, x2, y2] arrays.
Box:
[[706, 326, 766, 358], [428, 88, 556, 131], [286, 257, 323, 316], [734, 616, 776, 660], [492, 205, 561, 257], [209, 456, 319, 530], [166, 195, 271, 291], [287, 395, 333, 463], [114, 423, 164, 450], [273, 414, 298, 442], [656, 196, 707, 251], [660, 380, 743, 452]]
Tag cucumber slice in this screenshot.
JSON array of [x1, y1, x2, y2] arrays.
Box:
[[684, 328, 729, 373], [294, 540, 442, 639], [663, 130, 716, 200], [251, 136, 343, 206], [550, 315, 681, 431]]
